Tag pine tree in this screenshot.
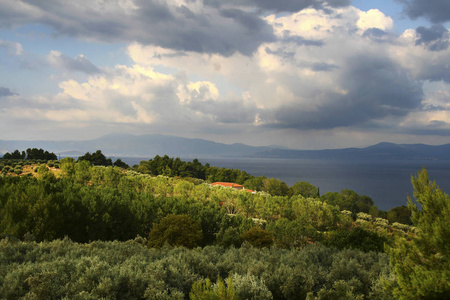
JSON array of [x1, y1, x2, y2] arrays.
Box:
[[385, 168, 450, 299]]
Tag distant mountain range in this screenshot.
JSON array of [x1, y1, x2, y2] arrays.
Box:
[[1, 133, 450, 161], [252, 142, 450, 160]]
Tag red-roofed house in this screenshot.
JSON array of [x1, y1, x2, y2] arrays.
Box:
[[211, 182, 244, 190], [211, 182, 256, 194]]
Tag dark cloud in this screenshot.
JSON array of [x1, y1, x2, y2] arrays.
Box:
[[0, 0, 275, 56], [265, 55, 423, 129], [133, 1, 275, 55], [48, 51, 100, 74], [402, 126, 450, 136], [415, 24, 449, 51], [417, 61, 450, 83], [398, 0, 450, 23], [264, 47, 296, 60], [310, 62, 339, 72], [363, 28, 387, 38], [204, 0, 351, 13], [0, 87, 17, 97]]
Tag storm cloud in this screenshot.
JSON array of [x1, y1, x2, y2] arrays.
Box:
[[415, 24, 449, 51], [399, 0, 450, 23], [204, 0, 351, 12], [0, 0, 275, 56], [266, 55, 423, 130]]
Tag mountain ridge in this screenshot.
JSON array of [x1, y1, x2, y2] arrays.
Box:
[[1, 135, 450, 161]]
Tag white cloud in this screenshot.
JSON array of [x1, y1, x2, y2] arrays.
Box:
[[356, 9, 393, 31]]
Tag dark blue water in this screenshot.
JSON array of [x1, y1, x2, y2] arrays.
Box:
[[123, 156, 450, 211]]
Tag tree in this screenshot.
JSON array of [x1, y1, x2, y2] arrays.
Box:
[[321, 189, 374, 213], [243, 176, 266, 192], [267, 218, 310, 249], [387, 205, 412, 225], [263, 178, 290, 196], [25, 148, 57, 160], [386, 168, 450, 299], [240, 227, 273, 248], [78, 150, 112, 166], [290, 181, 319, 198], [60, 157, 76, 178], [4, 149, 23, 159], [324, 227, 387, 252], [190, 276, 235, 300], [113, 158, 129, 169], [148, 214, 203, 248]]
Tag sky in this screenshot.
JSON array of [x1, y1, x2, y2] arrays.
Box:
[[0, 0, 450, 150]]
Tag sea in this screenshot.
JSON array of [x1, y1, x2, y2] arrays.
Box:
[[122, 156, 450, 211]]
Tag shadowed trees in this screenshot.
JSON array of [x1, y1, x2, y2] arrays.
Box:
[[147, 214, 203, 249]]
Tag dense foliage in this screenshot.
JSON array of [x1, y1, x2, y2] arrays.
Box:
[[0, 157, 415, 247], [133, 155, 253, 184], [0, 238, 392, 299], [1, 153, 446, 299]]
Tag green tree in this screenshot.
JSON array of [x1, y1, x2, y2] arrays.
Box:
[[78, 150, 112, 166], [263, 177, 290, 196], [60, 157, 76, 178], [386, 168, 450, 299], [113, 158, 129, 169], [74, 160, 91, 184], [387, 205, 412, 225], [324, 227, 387, 252], [240, 227, 273, 248], [321, 189, 374, 213], [148, 214, 203, 249], [291, 181, 319, 198], [243, 176, 266, 191], [267, 218, 310, 249], [189, 276, 235, 300]]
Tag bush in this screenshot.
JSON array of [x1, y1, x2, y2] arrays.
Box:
[[240, 227, 273, 248], [148, 214, 203, 249], [14, 167, 22, 175], [189, 276, 235, 300], [324, 227, 387, 252]]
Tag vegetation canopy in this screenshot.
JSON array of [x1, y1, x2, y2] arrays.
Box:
[[0, 151, 448, 299]]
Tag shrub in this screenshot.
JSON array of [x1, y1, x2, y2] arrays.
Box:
[[148, 214, 203, 249], [14, 167, 22, 175], [240, 227, 273, 248], [232, 273, 272, 300], [324, 227, 387, 252]]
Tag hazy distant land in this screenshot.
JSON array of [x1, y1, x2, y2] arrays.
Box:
[[1, 133, 450, 161]]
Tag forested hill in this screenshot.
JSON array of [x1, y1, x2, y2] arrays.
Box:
[[1, 154, 449, 298], [1, 134, 450, 160]]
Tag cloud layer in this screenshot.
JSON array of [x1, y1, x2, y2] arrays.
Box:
[[1, 1, 450, 147]]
